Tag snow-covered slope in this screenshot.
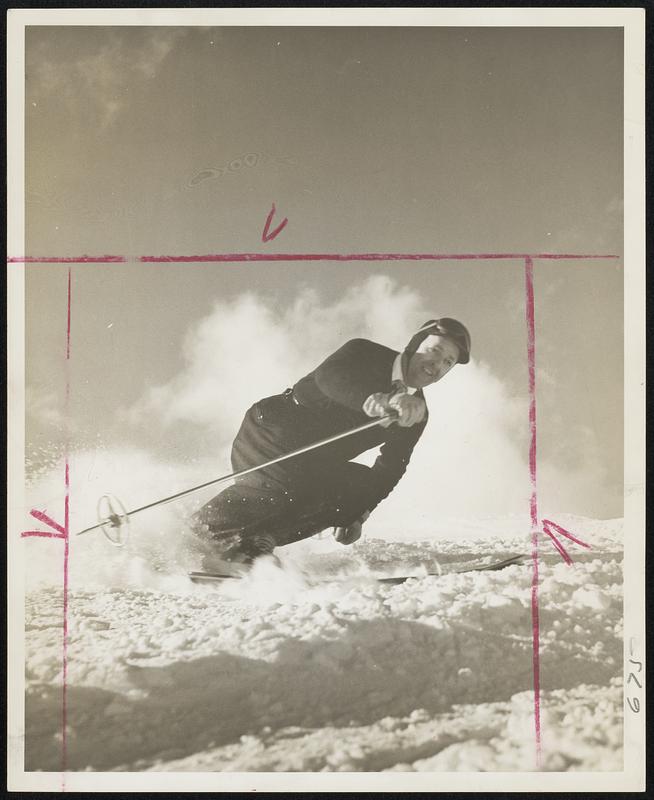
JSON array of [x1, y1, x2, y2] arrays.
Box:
[[24, 518, 623, 773]]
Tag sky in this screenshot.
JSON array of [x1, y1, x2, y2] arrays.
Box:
[[23, 25, 624, 522]]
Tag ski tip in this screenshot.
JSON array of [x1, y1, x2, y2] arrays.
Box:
[[471, 553, 528, 571]]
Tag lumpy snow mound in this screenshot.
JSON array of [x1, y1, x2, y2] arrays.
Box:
[[24, 517, 623, 772]]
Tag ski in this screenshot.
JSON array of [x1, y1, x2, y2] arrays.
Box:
[[187, 553, 528, 585], [188, 570, 241, 582], [371, 552, 528, 584]]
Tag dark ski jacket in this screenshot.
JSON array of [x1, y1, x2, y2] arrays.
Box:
[[230, 338, 428, 523]]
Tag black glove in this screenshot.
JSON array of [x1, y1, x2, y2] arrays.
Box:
[[332, 511, 370, 546]]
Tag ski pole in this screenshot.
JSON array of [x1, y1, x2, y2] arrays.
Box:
[[75, 413, 397, 536]]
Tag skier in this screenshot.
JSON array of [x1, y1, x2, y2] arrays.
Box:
[[193, 318, 471, 569]]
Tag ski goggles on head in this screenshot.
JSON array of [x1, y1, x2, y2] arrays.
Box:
[[415, 318, 471, 364]]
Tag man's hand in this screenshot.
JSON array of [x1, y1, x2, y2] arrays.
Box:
[[362, 392, 397, 427], [363, 391, 426, 427], [333, 511, 370, 545], [388, 393, 426, 427]]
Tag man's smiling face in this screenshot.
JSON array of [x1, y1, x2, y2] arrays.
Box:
[[405, 334, 460, 388]]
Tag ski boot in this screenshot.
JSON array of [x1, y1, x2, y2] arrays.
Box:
[[201, 532, 281, 575]]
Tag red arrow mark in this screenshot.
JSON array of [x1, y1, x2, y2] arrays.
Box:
[[23, 508, 66, 537], [261, 203, 288, 243], [22, 508, 67, 539], [541, 518, 591, 565]]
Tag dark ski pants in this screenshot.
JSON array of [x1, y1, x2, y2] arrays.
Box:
[[193, 464, 372, 562]]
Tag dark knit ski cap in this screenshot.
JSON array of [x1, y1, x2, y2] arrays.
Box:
[[405, 318, 471, 364]]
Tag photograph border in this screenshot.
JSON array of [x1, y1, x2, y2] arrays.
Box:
[[7, 7, 646, 792]]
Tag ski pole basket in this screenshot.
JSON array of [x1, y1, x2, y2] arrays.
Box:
[[96, 494, 130, 547]]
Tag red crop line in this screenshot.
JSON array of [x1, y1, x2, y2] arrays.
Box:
[[7, 252, 619, 264], [140, 252, 619, 263], [524, 255, 542, 768]]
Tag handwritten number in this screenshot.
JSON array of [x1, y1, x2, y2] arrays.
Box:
[[627, 672, 642, 688], [627, 697, 640, 713]]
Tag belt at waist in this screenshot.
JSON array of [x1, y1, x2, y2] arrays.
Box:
[[283, 387, 301, 407]]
